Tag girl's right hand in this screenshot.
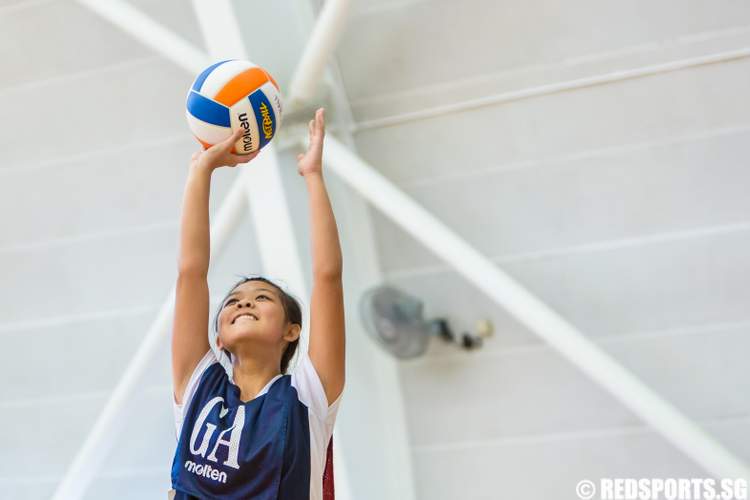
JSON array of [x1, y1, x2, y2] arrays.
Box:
[[190, 127, 261, 171]]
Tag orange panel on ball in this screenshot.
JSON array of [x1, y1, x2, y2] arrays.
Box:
[[213, 67, 269, 107]]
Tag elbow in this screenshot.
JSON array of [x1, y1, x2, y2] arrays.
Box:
[[313, 258, 342, 280], [313, 267, 342, 281], [177, 262, 209, 277]]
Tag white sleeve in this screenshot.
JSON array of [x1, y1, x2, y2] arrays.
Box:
[[172, 349, 219, 440], [290, 350, 344, 428]]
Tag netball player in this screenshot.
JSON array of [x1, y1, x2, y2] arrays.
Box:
[[169, 108, 344, 499]]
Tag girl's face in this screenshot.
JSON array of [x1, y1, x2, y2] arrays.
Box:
[[216, 281, 295, 353]]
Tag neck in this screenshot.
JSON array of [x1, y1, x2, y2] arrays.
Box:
[[230, 348, 282, 402]]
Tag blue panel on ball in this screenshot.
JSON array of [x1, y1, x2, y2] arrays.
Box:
[[187, 91, 231, 127], [191, 59, 233, 91], [248, 89, 276, 149]]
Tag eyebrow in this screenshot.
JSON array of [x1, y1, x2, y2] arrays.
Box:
[[226, 288, 276, 300]]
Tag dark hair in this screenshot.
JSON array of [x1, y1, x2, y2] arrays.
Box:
[[213, 275, 301, 374]]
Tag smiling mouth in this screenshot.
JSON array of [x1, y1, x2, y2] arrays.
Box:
[[232, 313, 258, 324]]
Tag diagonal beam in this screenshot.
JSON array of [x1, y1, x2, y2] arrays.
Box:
[[74, 0, 209, 74], [320, 135, 750, 481]]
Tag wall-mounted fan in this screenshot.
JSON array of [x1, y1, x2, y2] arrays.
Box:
[[358, 284, 493, 359]]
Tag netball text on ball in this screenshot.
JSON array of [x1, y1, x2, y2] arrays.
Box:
[[259, 102, 274, 140]]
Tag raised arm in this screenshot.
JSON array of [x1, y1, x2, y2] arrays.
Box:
[[297, 108, 345, 405], [172, 128, 258, 404]]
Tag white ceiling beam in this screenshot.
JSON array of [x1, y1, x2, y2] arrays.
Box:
[[287, 0, 350, 112]]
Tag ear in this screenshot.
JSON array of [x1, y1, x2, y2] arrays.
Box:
[[284, 324, 301, 343]]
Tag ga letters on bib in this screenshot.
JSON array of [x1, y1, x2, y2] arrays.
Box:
[[170, 348, 342, 500]]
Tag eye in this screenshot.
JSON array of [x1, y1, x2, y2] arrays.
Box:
[[224, 298, 237, 307], [257, 294, 270, 300]]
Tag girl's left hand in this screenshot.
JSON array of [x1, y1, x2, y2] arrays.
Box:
[[296, 108, 325, 177]]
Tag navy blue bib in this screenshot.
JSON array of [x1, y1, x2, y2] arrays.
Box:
[[171, 362, 311, 499]]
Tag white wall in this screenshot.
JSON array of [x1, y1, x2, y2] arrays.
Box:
[[335, 0, 750, 498]]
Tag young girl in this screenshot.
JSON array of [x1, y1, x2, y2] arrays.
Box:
[[169, 108, 345, 500]]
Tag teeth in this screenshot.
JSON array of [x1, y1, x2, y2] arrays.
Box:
[[234, 314, 257, 323]]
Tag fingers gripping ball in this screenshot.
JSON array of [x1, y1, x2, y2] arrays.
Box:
[[186, 59, 283, 154]]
